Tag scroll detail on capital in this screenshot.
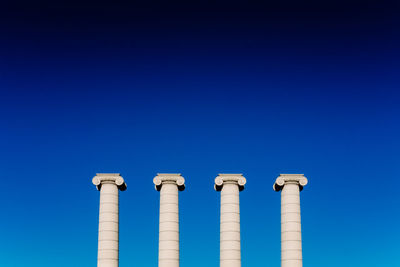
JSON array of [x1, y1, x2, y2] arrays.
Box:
[[273, 174, 308, 192], [92, 173, 127, 191], [153, 173, 185, 191], [214, 174, 247, 191]]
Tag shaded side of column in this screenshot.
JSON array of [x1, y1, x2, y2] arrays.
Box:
[[98, 183, 119, 267], [281, 183, 302, 267], [159, 183, 180, 267], [220, 183, 241, 267]]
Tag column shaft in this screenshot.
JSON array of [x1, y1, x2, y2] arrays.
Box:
[[159, 183, 180, 267], [220, 183, 241, 267], [98, 183, 119, 267], [281, 183, 302, 267]]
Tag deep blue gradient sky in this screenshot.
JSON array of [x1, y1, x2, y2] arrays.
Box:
[[1, 1, 399, 266]]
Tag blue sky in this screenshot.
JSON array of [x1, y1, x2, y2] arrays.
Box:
[[0, 1, 399, 266]]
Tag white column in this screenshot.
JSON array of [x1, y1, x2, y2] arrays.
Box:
[[215, 174, 246, 267], [92, 173, 127, 267], [273, 174, 308, 267], [154, 173, 185, 267]]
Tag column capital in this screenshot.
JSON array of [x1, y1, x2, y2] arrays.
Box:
[[273, 174, 308, 192], [215, 173, 246, 191], [153, 173, 185, 191], [92, 173, 127, 191]]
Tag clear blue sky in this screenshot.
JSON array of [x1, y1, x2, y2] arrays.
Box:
[[0, 1, 399, 266]]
